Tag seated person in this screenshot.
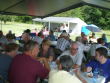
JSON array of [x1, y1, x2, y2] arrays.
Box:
[[46, 30, 56, 41], [56, 32, 70, 52], [57, 42, 83, 68], [49, 55, 82, 83], [56, 42, 86, 83], [19, 32, 31, 52], [38, 39, 55, 61], [6, 33, 16, 44], [33, 32, 43, 45], [86, 47, 110, 83], [9, 40, 50, 83], [89, 38, 108, 58], [0, 43, 19, 81]]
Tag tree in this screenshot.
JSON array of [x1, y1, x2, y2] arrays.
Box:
[[0, 15, 12, 24], [55, 5, 110, 30]]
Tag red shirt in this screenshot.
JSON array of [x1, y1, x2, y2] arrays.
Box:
[[9, 54, 49, 83]]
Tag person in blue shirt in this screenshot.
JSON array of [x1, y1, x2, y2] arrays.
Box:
[[102, 33, 107, 43], [0, 43, 19, 82], [86, 47, 110, 83], [46, 30, 56, 41]]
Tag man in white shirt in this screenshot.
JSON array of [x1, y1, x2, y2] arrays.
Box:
[[57, 42, 83, 68]]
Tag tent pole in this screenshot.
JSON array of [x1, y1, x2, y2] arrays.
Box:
[[1, 19, 2, 31], [48, 21, 50, 31], [68, 22, 69, 33]]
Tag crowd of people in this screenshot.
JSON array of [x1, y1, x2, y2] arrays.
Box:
[[0, 29, 110, 83]]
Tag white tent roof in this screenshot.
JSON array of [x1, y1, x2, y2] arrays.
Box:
[[33, 17, 87, 35], [33, 17, 86, 24]]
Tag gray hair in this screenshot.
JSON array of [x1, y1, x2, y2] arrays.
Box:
[[70, 41, 78, 46], [24, 40, 38, 52], [59, 55, 73, 72]]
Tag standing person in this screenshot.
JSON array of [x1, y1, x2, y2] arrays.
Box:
[[9, 41, 50, 83], [49, 55, 82, 83], [89, 32, 97, 43], [86, 47, 110, 83], [0, 43, 19, 81], [101, 33, 107, 43], [0, 30, 7, 46], [81, 32, 88, 44]]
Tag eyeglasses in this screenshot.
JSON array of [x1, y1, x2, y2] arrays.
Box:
[[71, 48, 78, 51]]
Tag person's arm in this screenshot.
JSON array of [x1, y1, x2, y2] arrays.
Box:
[[86, 67, 92, 72], [73, 64, 87, 83], [75, 70, 87, 83], [48, 56, 54, 62], [56, 60, 61, 69], [73, 64, 80, 69], [37, 57, 50, 71], [43, 58, 50, 71], [48, 48, 55, 61]]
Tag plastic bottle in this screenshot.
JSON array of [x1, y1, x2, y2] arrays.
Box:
[[93, 68, 99, 78], [49, 61, 57, 70], [92, 68, 99, 83]]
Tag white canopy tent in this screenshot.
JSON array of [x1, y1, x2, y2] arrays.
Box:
[[33, 17, 87, 35]]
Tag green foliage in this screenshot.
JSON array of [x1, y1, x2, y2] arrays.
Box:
[[0, 15, 33, 24], [56, 5, 110, 30], [14, 16, 33, 23], [0, 15, 12, 24], [56, 7, 84, 20]]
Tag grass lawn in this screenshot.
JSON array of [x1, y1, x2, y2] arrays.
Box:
[[0, 22, 110, 42], [0, 22, 43, 36]]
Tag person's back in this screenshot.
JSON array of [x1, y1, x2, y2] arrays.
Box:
[[0, 54, 12, 80], [49, 55, 81, 83], [9, 54, 49, 83], [46, 34, 56, 41], [33, 36, 43, 45], [56, 37, 70, 52], [0, 43, 18, 81], [49, 70, 81, 83], [46, 31, 56, 41], [9, 41, 49, 83]]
